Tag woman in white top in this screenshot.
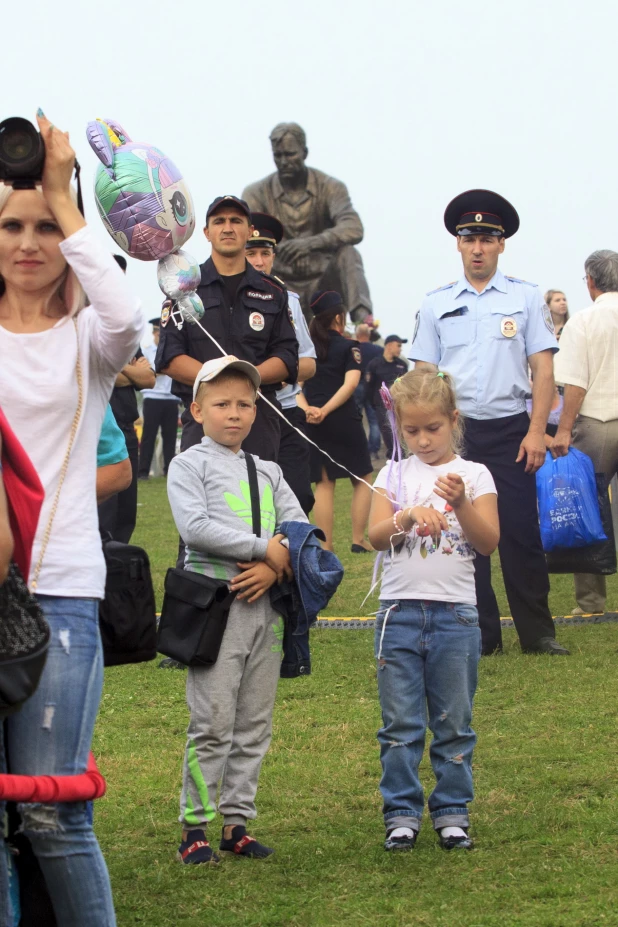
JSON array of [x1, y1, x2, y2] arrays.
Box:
[[368, 369, 499, 854], [0, 112, 143, 926]]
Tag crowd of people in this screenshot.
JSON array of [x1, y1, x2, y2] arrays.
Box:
[[0, 114, 617, 923]]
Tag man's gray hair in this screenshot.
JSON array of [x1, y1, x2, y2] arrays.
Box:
[[584, 250, 618, 293], [269, 122, 307, 150]]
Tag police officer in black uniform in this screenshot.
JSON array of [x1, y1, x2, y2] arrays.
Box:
[[365, 335, 409, 458], [155, 195, 298, 461]]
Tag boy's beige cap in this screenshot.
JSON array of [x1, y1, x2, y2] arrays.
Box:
[[192, 355, 261, 400]]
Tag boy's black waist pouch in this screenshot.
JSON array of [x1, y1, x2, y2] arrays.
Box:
[[157, 568, 237, 667]]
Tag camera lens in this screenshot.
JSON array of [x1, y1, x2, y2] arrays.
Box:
[[0, 117, 45, 182]]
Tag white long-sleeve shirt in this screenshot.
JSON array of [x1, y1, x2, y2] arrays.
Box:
[[0, 226, 144, 597]]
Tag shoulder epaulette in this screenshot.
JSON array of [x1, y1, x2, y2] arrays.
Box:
[[426, 281, 456, 296], [257, 271, 284, 295], [504, 275, 538, 287]]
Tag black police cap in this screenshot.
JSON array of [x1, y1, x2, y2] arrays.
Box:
[[444, 189, 520, 239], [310, 290, 344, 315], [247, 212, 284, 248], [148, 316, 161, 327], [206, 195, 251, 223]]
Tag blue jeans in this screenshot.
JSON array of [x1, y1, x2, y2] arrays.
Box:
[[375, 599, 480, 832], [5, 597, 116, 927], [354, 384, 381, 455]]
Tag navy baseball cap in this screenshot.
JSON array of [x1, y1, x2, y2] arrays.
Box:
[[310, 290, 344, 315], [384, 334, 408, 345], [206, 195, 251, 223]]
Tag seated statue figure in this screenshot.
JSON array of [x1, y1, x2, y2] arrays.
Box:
[[242, 123, 372, 323]]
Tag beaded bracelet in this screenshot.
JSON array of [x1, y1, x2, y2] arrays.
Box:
[[393, 507, 413, 534]]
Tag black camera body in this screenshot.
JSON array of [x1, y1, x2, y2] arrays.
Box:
[[0, 117, 45, 187]]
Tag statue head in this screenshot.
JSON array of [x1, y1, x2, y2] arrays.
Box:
[[269, 122, 308, 181]]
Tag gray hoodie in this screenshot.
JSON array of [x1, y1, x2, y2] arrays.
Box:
[[167, 436, 307, 581]]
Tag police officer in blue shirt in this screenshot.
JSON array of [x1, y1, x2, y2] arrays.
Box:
[[410, 190, 568, 656]]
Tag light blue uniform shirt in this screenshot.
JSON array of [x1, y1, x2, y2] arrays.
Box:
[[409, 269, 558, 420], [277, 290, 316, 411]]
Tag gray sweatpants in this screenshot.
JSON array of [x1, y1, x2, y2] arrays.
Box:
[[179, 595, 284, 828]]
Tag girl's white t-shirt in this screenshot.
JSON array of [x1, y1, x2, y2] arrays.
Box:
[[374, 455, 497, 605]]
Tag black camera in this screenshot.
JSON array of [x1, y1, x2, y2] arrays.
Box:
[[0, 117, 45, 186]]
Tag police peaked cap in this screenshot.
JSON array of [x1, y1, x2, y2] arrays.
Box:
[[444, 189, 520, 239], [247, 212, 284, 248], [310, 290, 344, 315]]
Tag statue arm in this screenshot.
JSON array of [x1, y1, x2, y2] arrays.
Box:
[[311, 177, 364, 251]]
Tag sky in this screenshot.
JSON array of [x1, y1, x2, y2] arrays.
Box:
[[4, 0, 617, 341]]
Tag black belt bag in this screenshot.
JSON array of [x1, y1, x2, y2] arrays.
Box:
[[157, 452, 261, 666]]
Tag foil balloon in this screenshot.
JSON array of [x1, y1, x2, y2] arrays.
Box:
[[86, 118, 203, 326]]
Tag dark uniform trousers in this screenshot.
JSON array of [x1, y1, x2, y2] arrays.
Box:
[[375, 403, 394, 459], [278, 406, 314, 516], [138, 399, 179, 478], [98, 423, 139, 545], [463, 412, 556, 653]]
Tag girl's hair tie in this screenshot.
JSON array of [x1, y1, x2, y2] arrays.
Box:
[[436, 371, 445, 379]]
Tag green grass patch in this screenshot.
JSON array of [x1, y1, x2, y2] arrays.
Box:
[[94, 477, 618, 926]]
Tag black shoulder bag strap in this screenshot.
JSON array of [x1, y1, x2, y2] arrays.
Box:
[[244, 453, 261, 538]]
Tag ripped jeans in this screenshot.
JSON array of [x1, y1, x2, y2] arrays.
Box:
[[4, 596, 116, 927], [375, 599, 480, 833]]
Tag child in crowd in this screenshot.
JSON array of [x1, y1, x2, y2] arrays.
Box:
[[368, 369, 499, 852], [166, 356, 307, 864]]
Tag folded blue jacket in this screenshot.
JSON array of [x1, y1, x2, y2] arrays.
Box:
[[270, 521, 344, 678]]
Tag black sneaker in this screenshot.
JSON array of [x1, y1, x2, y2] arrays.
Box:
[[158, 657, 187, 669], [384, 829, 417, 851], [522, 637, 570, 655], [438, 829, 473, 851], [178, 829, 219, 865], [219, 825, 274, 859]]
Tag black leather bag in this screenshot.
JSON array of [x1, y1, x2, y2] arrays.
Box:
[[0, 563, 50, 718], [99, 537, 158, 666], [157, 453, 260, 666]]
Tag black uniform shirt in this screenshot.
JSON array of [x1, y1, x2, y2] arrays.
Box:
[[358, 341, 382, 375], [304, 331, 363, 407], [365, 354, 409, 406], [109, 347, 146, 429], [155, 258, 298, 408]]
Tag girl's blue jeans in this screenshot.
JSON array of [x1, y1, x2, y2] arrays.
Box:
[[375, 599, 481, 833], [4, 596, 116, 927]]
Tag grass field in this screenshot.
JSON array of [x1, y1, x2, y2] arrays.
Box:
[[94, 476, 618, 927]]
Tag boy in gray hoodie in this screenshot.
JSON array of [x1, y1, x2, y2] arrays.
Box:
[[167, 356, 307, 865]]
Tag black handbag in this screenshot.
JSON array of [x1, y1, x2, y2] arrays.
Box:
[[157, 452, 261, 666], [99, 536, 158, 666], [0, 563, 50, 718], [546, 473, 617, 575]]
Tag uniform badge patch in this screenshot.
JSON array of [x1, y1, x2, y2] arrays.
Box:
[[412, 313, 420, 343], [543, 303, 555, 334], [160, 304, 171, 327], [246, 291, 273, 300], [249, 312, 265, 331], [351, 347, 362, 364], [500, 317, 517, 338], [288, 307, 296, 329]]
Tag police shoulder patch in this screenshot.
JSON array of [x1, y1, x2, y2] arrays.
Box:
[[412, 312, 420, 343], [542, 302, 555, 334], [426, 281, 456, 296], [351, 346, 362, 364], [246, 290, 273, 300]]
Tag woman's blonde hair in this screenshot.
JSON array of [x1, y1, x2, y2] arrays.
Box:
[[389, 368, 464, 455], [0, 182, 87, 316]]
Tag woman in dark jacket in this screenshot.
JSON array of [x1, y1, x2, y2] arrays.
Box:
[[298, 290, 373, 553]]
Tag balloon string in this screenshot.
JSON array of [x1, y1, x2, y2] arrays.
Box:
[[172, 308, 404, 503]]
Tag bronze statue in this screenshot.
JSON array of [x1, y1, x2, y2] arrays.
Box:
[[242, 123, 372, 323]]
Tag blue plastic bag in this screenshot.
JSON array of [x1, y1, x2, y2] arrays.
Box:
[[536, 448, 606, 551]]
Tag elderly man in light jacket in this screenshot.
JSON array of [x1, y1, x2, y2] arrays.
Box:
[[551, 249, 618, 614]]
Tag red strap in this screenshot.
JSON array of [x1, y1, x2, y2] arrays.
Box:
[[181, 840, 210, 860], [234, 834, 256, 854]]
